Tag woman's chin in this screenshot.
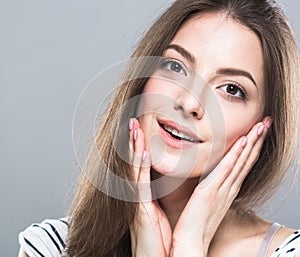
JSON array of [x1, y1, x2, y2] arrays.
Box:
[[150, 160, 204, 179]]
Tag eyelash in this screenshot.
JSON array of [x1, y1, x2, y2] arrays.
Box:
[[159, 58, 247, 102], [219, 82, 247, 102], [160, 58, 188, 76]]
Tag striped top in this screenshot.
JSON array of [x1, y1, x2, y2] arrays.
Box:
[[19, 218, 68, 257], [19, 218, 300, 257]]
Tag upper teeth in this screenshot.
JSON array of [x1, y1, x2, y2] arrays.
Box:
[[162, 124, 200, 143]]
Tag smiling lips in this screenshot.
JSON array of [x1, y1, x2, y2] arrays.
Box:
[[158, 119, 203, 149]]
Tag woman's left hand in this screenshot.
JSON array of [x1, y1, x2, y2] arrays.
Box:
[[170, 117, 272, 257], [129, 118, 172, 257]]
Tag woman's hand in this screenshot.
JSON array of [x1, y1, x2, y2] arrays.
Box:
[[171, 117, 272, 257], [129, 118, 172, 257], [128, 116, 271, 257]]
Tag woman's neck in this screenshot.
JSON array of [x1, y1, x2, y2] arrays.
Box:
[[150, 170, 260, 235], [151, 170, 200, 229]]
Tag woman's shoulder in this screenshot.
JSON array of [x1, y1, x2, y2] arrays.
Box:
[[270, 226, 300, 257], [225, 213, 300, 257], [18, 217, 69, 257], [244, 213, 300, 256]]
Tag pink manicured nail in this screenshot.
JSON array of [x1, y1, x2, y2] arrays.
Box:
[[266, 118, 273, 129], [129, 118, 134, 131], [257, 125, 265, 136], [133, 130, 137, 141], [142, 151, 147, 161], [241, 137, 248, 148]]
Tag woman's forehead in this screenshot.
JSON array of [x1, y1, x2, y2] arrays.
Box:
[[169, 12, 264, 90]]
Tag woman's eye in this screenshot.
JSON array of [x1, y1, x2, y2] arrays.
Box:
[[219, 83, 246, 100], [161, 59, 187, 75]]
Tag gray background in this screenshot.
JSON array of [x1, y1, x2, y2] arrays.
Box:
[[0, 1, 299, 256]]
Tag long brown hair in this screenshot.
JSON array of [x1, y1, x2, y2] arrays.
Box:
[[66, 1, 299, 256]]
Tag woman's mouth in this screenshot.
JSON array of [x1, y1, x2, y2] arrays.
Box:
[[158, 119, 203, 149], [160, 123, 201, 143]]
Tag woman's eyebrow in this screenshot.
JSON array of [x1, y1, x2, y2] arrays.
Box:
[[216, 68, 257, 88], [166, 44, 196, 65], [166, 44, 257, 88]]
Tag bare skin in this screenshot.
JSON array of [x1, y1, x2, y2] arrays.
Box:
[[129, 118, 294, 257], [129, 13, 295, 257]]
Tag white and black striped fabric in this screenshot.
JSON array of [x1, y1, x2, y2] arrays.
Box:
[[18, 217, 68, 257], [271, 230, 300, 257], [19, 219, 300, 257]]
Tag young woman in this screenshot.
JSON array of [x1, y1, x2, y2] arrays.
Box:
[[19, 0, 300, 256]]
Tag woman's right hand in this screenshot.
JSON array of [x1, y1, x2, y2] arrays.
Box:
[[129, 118, 172, 257], [170, 117, 272, 257]]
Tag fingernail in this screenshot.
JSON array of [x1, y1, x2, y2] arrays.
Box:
[[241, 137, 248, 148], [142, 151, 147, 161], [266, 118, 273, 129], [133, 129, 137, 141], [257, 125, 265, 136], [129, 118, 134, 131]]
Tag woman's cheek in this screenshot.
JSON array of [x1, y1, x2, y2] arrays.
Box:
[[223, 111, 258, 153], [143, 77, 170, 94]]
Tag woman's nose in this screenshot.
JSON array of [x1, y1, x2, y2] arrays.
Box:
[[174, 91, 204, 120]]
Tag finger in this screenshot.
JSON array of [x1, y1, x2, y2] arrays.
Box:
[[201, 117, 269, 190], [224, 119, 270, 196], [128, 120, 152, 204], [132, 127, 145, 182], [231, 124, 269, 192], [233, 116, 271, 171], [129, 118, 140, 144], [198, 135, 247, 189], [240, 125, 268, 177], [129, 118, 141, 166], [138, 151, 152, 202], [224, 121, 266, 184], [129, 118, 135, 161]]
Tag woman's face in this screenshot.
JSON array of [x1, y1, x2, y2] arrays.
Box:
[[138, 13, 265, 178]]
